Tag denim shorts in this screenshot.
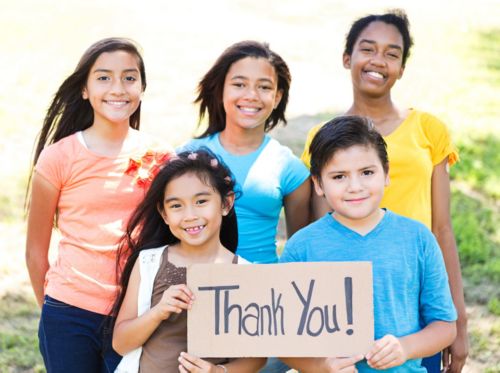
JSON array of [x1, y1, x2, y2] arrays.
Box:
[[38, 295, 121, 373]]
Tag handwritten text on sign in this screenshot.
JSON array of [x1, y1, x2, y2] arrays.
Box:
[[187, 262, 373, 357]]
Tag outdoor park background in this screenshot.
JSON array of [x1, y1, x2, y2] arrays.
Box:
[[0, 0, 498, 371]]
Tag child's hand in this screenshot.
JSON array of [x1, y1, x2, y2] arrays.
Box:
[[153, 284, 194, 321], [178, 352, 222, 373], [365, 334, 407, 370], [322, 355, 363, 372]]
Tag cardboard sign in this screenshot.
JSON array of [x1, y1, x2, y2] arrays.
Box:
[[187, 262, 373, 357]]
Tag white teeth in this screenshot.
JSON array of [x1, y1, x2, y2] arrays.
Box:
[[106, 101, 128, 107], [185, 225, 204, 233], [239, 106, 259, 113], [366, 71, 384, 79]]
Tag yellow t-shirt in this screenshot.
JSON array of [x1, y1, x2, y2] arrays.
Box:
[[301, 110, 459, 228]]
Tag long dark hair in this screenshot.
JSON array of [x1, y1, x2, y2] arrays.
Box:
[[344, 9, 413, 67], [26, 38, 146, 209], [195, 40, 291, 137], [111, 149, 238, 317]]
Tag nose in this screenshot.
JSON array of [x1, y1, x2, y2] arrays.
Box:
[[243, 85, 258, 100], [110, 78, 126, 95], [347, 175, 363, 192], [369, 51, 386, 67], [182, 205, 198, 221]]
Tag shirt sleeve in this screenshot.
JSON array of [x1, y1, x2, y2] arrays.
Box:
[[281, 152, 310, 196], [300, 124, 323, 169], [35, 143, 68, 190], [419, 228, 458, 324], [422, 113, 459, 167], [279, 235, 303, 263]]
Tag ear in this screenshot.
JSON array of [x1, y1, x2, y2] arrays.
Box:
[[342, 53, 351, 69], [82, 86, 88, 100], [397, 66, 405, 80], [384, 167, 390, 187], [312, 175, 325, 197], [157, 204, 168, 225], [222, 192, 236, 216], [273, 89, 283, 110]]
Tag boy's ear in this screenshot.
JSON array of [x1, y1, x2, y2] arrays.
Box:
[[222, 192, 236, 216], [312, 175, 325, 197], [342, 53, 351, 69]]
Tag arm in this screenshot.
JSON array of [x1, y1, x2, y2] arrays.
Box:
[[431, 158, 469, 373], [178, 352, 266, 373], [112, 259, 194, 355], [25, 173, 60, 307], [280, 356, 362, 373], [283, 178, 311, 237], [366, 320, 456, 370]]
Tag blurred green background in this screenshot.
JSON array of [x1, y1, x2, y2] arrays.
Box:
[[0, 0, 498, 371]]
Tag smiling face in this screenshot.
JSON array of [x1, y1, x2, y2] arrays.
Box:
[[159, 172, 231, 250], [343, 21, 405, 98], [222, 57, 282, 134], [82, 50, 143, 128], [313, 144, 389, 230]]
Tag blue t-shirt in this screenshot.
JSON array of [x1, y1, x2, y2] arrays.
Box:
[[180, 133, 309, 263], [280, 210, 457, 373]]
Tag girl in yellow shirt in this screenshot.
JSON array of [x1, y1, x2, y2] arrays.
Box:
[[301, 10, 467, 373]]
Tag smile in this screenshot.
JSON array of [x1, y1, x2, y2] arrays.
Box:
[[104, 100, 129, 107], [364, 70, 386, 80], [237, 105, 261, 113], [345, 197, 368, 203], [184, 225, 205, 234]]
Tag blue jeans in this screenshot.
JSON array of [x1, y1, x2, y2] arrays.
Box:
[[38, 295, 121, 373], [260, 357, 290, 372], [422, 352, 441, 373]]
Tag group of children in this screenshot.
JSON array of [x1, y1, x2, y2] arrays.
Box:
[[25, 9, 467, 373]]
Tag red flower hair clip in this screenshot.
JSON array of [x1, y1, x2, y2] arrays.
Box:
[[125, 150, 172, 189]]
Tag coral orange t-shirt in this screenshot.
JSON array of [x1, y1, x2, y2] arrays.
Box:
[[35, 132, 171, 314]]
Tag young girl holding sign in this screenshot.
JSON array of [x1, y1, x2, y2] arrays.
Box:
[[112, 150, 265, 373], [26, 37, 171, 372]]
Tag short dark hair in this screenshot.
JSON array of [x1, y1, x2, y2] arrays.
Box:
[[344, 9, 413, 67], [309, 116, 389, 178], [195, 40, 291, 137]]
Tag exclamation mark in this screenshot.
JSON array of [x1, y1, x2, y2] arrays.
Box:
[[345, 277, 353, 335]]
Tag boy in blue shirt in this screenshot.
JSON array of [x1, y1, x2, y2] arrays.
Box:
[[280, 116, 456, 372]]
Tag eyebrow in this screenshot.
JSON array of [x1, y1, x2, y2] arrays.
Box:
[[230, 75, 274, 84], [164, 191, 212, 203], [92, 68, 140, 74], [358, 39, 402, 51], [326, 165, 378, 175]]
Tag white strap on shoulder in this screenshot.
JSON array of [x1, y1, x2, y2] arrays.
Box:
[[114, 246, 166, 373]]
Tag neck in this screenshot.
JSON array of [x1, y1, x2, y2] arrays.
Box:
[[219, 125, 265, 155], [346, 91, 398, 121], [176, 240, 227, 264], [332, 209, 385, 236], [82, 123, 137, 157]]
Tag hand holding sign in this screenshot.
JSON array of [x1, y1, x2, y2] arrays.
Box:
[[153, 284, 195, 321], [366, 334, 408, 370]]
